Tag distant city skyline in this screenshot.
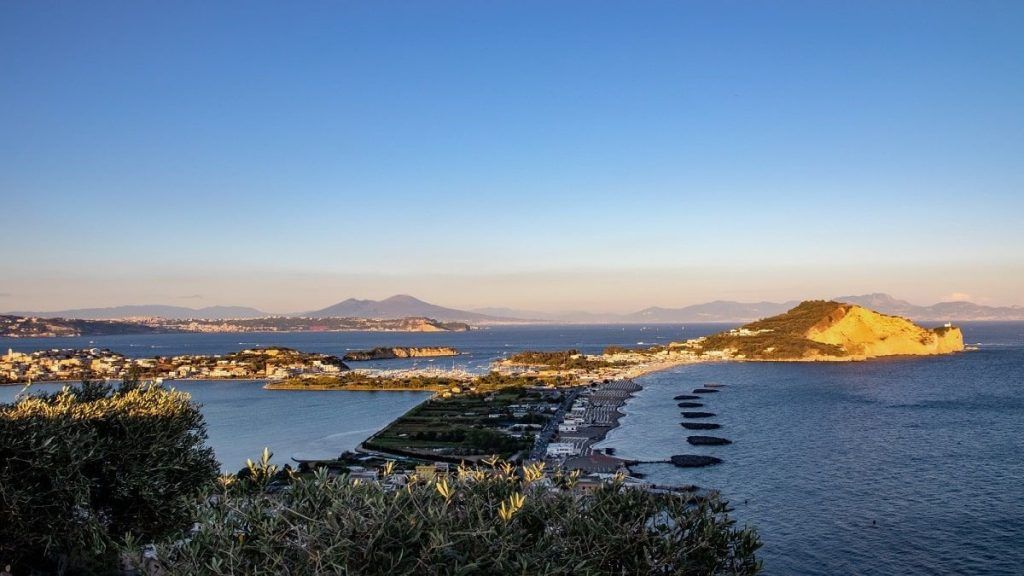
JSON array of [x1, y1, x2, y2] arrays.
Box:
[[3, 2, 1022, 312]]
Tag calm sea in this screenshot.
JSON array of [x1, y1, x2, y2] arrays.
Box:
[[598, 322, 1024, 575], [2, 322, 1021, 574]]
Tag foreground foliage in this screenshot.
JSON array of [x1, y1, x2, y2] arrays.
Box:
[[125, 460, 761, 575], [0, 381, 219, 574]]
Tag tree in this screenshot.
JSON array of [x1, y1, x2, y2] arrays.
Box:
[[0, 382, 219, 574]]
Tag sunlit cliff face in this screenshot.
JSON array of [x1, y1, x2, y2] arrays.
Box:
[[806, 305, 965, 358]]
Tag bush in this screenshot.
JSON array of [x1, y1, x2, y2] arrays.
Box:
[[124, 463, 761, 575], [0, 381, 219, 573]]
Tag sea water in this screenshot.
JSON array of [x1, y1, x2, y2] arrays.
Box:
[[598, 322, 1024, 575]]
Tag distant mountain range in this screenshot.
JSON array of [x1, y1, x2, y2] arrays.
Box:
[[833, 293, 1024, 322], [474, 294, 1024, 323], [469, 301, 799, 323], [8, 305, 268, 321], [7, 293, 1022, 323]]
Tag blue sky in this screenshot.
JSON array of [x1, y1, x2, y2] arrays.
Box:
[[2, 1, 1022, 312]]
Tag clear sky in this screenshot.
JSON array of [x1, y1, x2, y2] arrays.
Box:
[[2, 1, 1022, 313]]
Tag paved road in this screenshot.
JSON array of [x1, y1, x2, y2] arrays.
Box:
[[529, 387, 581, 461]]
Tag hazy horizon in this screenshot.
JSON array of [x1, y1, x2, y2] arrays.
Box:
[[3, 2, 1022, 313], [2, 265, 1020, 316]]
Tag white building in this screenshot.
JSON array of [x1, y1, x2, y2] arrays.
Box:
[[546, 442, 578, 457]]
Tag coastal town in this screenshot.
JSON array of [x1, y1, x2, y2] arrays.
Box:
[[0, 347, 349, 384], [0, 314, 470, 338]]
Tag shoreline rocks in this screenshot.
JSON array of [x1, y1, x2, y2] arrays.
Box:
[[687, 436, 732, 446], [670, 454, 723, 468]]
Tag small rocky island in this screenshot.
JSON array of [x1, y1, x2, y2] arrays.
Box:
[[342, 346, 460, 361]]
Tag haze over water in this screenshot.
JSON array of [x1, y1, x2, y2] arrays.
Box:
[[3, 322, 1021, 574]]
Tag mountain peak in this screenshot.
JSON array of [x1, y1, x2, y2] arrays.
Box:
[[382, 294, 425, 304], [304, 295, 506, 323]]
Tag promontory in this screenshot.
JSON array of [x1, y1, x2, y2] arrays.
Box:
[[492, 300, 965, 382], [693, 300, 964, 361]]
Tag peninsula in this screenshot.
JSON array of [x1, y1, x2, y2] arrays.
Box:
[[494, 301, 965, 382], [0, 315, 161, 338]]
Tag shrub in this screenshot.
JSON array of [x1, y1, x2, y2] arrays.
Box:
[[124, 463, 761, 575], [0, 381, 219, 573]]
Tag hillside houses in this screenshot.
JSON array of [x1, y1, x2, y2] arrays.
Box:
[[0, 347, 348, 385]]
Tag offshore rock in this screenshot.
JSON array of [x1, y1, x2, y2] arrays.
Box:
[[671, 455, 723, 468], [681, 422, 722, 430], [687, 436, 732, 446]]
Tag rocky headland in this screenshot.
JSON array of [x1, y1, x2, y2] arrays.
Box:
[[690, 300, 965, 361]]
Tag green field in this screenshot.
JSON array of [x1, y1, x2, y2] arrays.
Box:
[[364, 385, 566, 460]]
